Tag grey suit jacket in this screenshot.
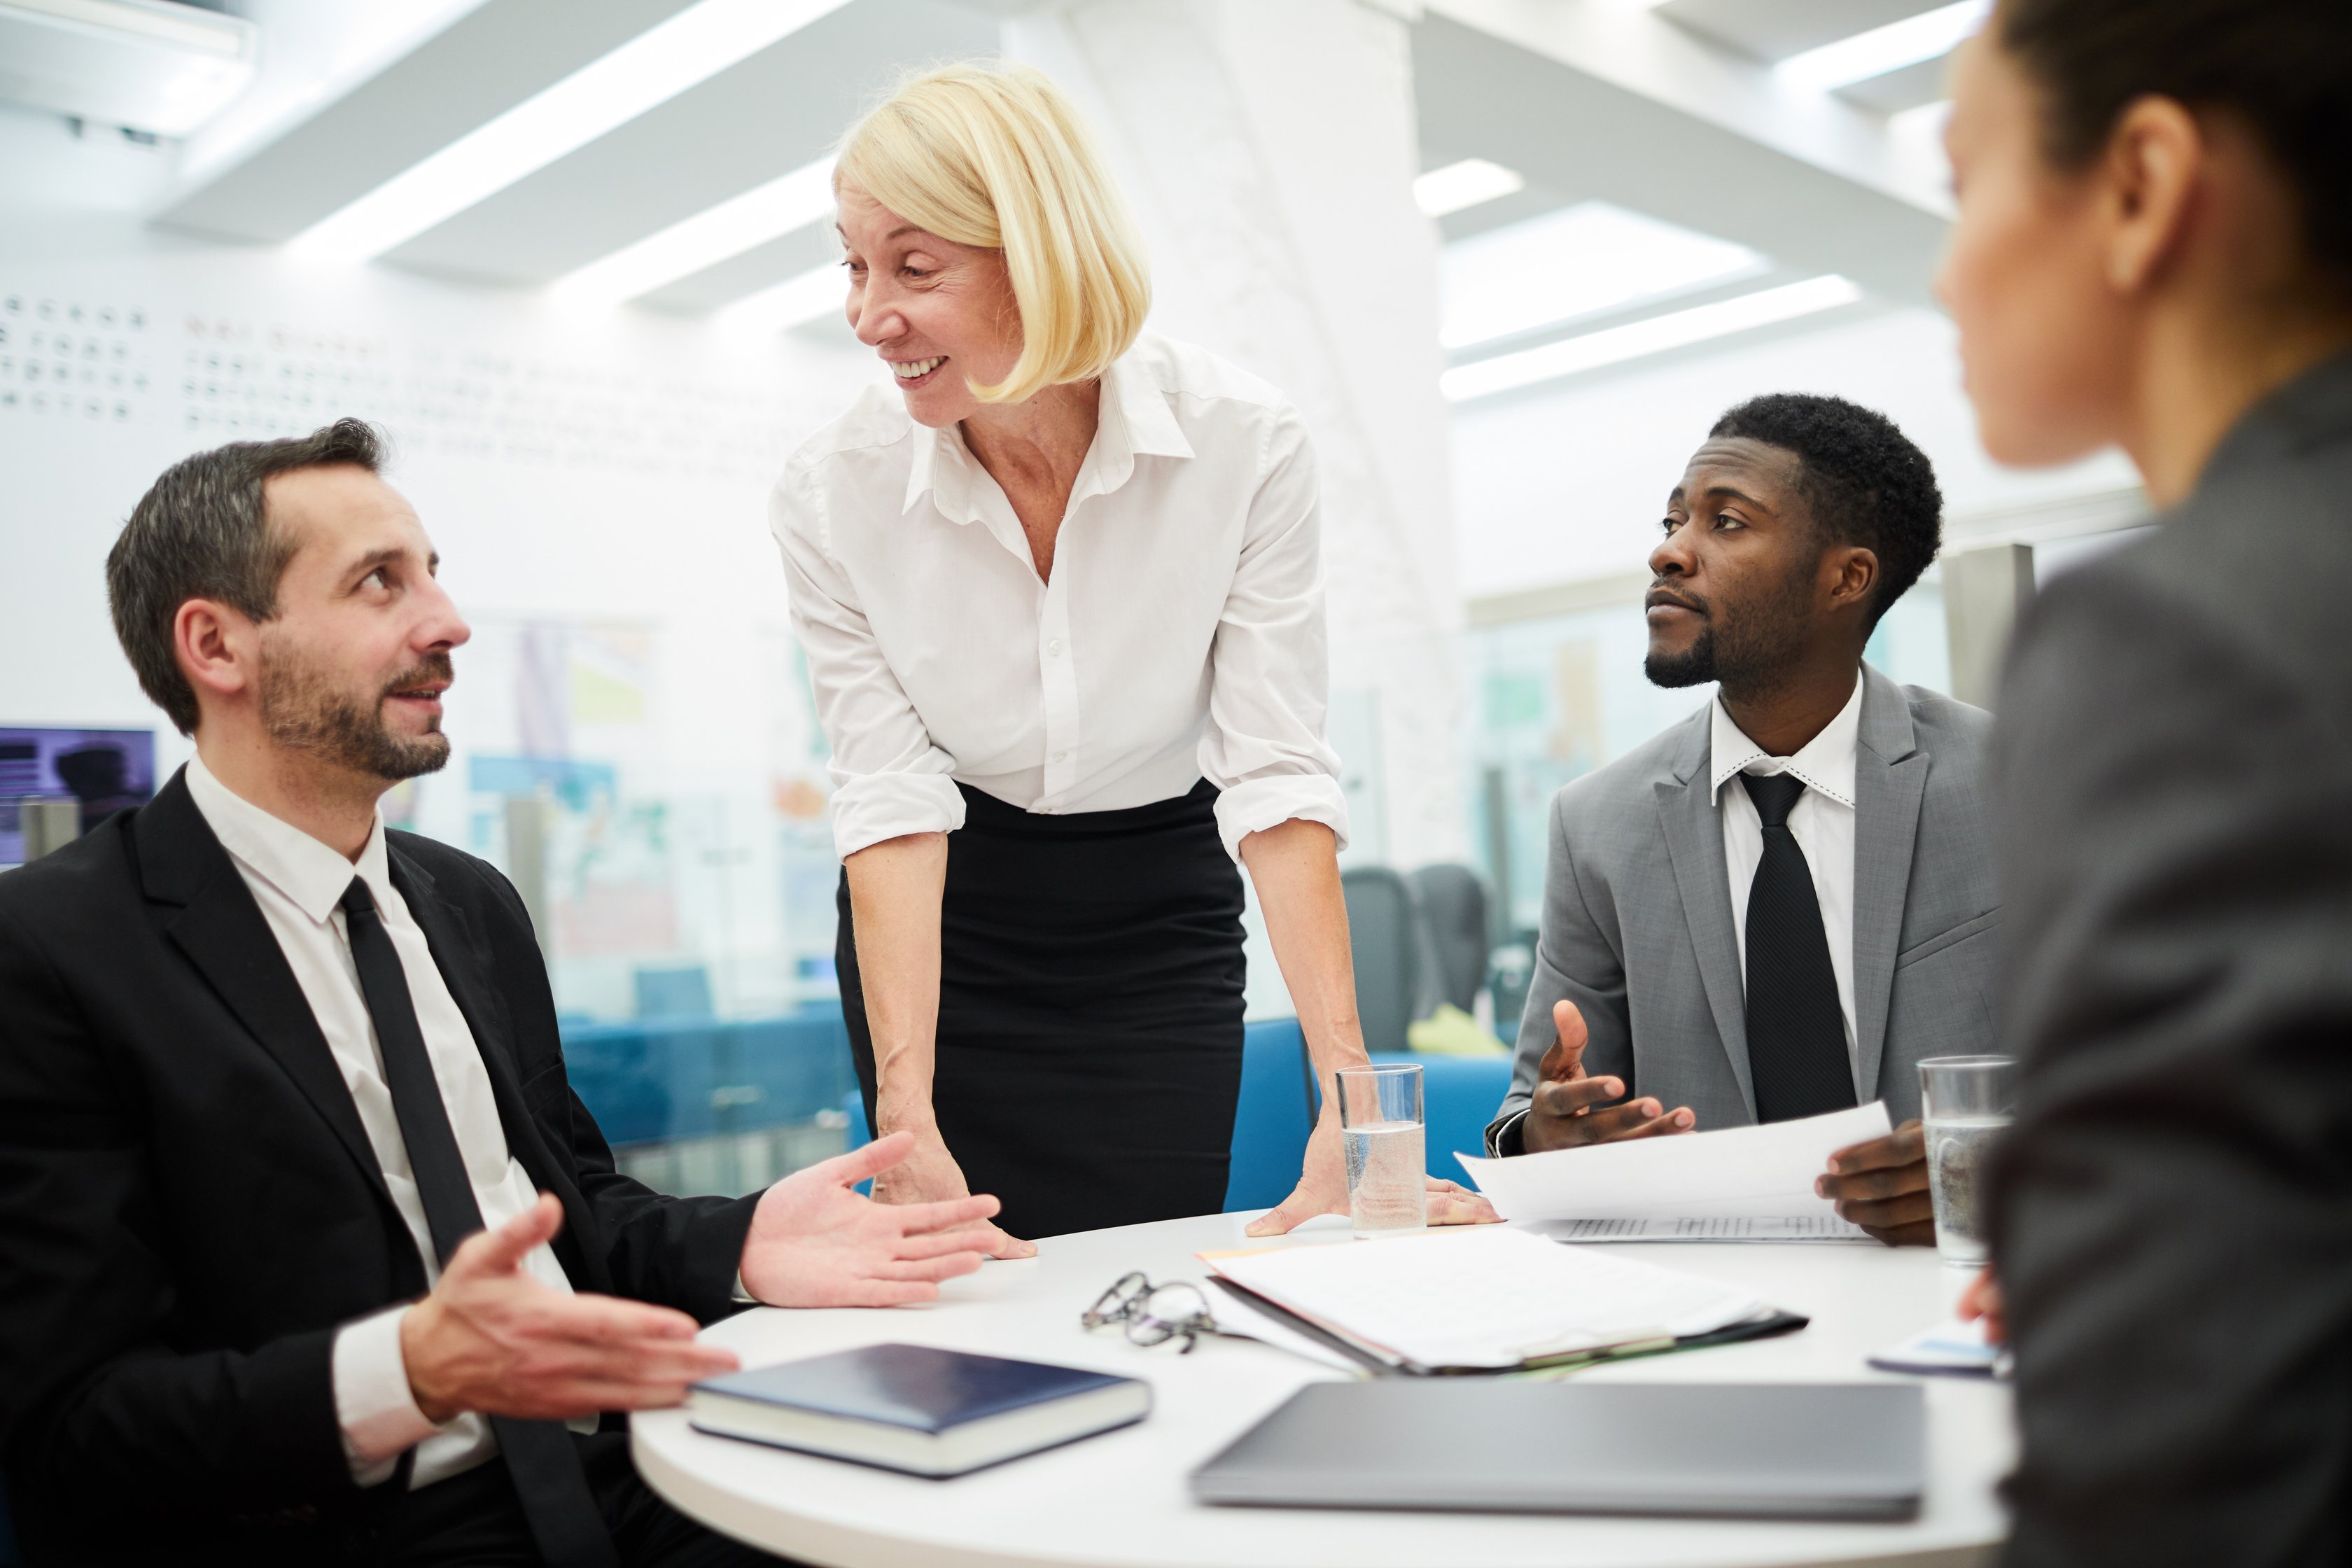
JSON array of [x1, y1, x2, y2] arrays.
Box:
[[1989, 355, 2352, 1568], [1488, 663, 1998, 1151]]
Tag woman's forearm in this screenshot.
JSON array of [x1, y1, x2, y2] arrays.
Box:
[[842, 832, 950, 1133], [1239, 819, 1369, 1095]]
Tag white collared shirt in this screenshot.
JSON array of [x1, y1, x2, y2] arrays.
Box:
[[1710, 671, 1864, 1074], [771, 332, 1349, 863], [184, 756, 589, 1491]]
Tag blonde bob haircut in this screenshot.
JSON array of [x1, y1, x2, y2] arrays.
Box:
[[834, 62, 1151, 405]]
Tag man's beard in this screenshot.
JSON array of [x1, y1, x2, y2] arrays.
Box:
[[259, 643, 453, 782], [1643, 561, 1817, 697]]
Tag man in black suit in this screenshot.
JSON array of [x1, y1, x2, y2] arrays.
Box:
[[0, 419, 1001, 1566]]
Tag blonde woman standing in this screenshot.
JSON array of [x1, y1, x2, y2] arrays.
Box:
[[773, 63, 1489, 1252]]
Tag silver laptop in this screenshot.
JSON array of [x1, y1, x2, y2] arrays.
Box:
[[1191, 1381, 1924, 1522]]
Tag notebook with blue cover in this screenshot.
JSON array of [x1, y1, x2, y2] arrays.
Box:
[[687, 1343, 1151, 1478]]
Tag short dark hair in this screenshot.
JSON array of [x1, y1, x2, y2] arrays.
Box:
[[106, 419, 386, 734], [1997, 0, 2352, 294], [1707, 393, 1942, 633]]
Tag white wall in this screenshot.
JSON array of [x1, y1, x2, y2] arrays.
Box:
[[1449, 304, 2140, 600]]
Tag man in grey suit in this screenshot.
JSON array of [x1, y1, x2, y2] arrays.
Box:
[[1488, 395, 1998, 1243]]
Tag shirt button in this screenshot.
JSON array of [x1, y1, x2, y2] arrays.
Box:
[[1051, 750, 1068, 763], [1046, 639, 1063, 656]]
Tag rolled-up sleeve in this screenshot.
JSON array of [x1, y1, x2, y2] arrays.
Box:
[[769, 463, 967, 860], [1200, 405, 1350, 862]]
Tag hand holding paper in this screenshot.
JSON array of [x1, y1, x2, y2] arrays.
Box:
[[1457, 1102, 1894, 1239]]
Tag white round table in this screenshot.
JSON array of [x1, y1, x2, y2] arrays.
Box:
[[634, 1213, 2012, 1568]]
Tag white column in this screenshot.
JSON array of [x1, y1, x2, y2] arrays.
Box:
[[1007, 0, 1468, 869]]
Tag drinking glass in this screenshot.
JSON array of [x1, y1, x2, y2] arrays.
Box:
[[1335, 1063, 1424, 1238], [1917, 1056, 2017, 1268]]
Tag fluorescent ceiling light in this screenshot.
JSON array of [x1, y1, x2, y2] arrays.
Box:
[[714, 261, 844, 336], [0, 0, 258, 136], [1442, 275, 1863, 401], [1414, 158, 1525, 219], [1441, 201, 1768, 351], [289, 0, 855, 264], [1775, 0, 1988, 92], [550, 156, 836, 309]]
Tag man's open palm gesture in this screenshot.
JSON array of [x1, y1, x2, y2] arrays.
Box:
[[739, 1130, 1002, 1307]]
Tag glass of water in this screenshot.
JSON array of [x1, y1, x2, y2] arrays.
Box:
[[1918, 1056, 2017, 1268], [1335, 1063, 1425, 1238]]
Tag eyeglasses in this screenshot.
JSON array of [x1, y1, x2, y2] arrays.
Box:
[[1081, 1271, 1233, 1354]]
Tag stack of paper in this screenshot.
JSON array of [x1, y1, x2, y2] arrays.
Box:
[[1200, 1227, 1765, 1373], [1455, 1102, 1889, 1240]]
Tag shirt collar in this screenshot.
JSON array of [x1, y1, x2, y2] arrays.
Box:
[[185, 752, 391, 925], [898, 343, 1194, 524], [1709, 669, 1864, 810]]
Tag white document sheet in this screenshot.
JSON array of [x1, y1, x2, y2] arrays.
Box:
[[1200, 1226, 1763, 1371], [1454, 1102, 1892, 1226], [1532, 1215, 1874, 1243]]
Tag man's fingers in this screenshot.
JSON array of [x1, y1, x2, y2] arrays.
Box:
[[1817, 1158, 1929, 1202], [533, 1290, 701, 1345], [890, 1194, 1002, 1236], [1531, 1075, 1627, 1119], [1534, 1001, 1590, 1081], [448, 1194, 565, 1280], [1826, 1121, 1926, 1175], [1833, 1189, 1935, 1233], [891, 1226, 1002, 1261], [1858, 1218, 1938, 1248], [1611, 1107, 1696, 1141], [813, 1129, 917, 1187], [871, 1252, 989, 1283]]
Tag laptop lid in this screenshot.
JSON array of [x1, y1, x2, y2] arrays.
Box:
[[1191, 1381, 1924, 1522]]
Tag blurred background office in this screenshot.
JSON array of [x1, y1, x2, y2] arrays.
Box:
[[0, 0, 2139, 1210]]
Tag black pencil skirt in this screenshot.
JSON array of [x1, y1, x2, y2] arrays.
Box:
[[836, 778, 1247, 1240]]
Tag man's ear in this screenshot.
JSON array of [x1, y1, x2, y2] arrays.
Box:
[[1827, 545, 1879, 617], [174, 598, 261, 713]]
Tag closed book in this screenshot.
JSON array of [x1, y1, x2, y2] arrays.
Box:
[[687, 1343, 1151, 1478]]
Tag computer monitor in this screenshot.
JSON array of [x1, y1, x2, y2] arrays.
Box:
[[0, 727, 157, 863]]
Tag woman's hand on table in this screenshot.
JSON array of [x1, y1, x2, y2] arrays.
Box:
[[1956, 1267, 2005, 1344], [870, 1121, 1037, 1259], [739, 1130, 1011, 1306], [1244, 1113, 1502, 1236]]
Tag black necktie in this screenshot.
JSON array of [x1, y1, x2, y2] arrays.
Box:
[[340, 880, 618, 1568], [1738, 775, 1856, 1123]]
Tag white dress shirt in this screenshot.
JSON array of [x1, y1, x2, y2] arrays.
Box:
[[771, 332, 1350, 863], [185, 756, 589, 1490], [1711, 671, 1864, 1078]]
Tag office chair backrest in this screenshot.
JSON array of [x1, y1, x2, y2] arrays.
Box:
[[1340, 866, 1436, 1051], [1410, 863, 1491, 1013]]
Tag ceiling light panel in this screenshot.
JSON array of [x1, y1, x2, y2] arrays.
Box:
[[550, 155, 835, 309], [0, 0, 258, 137], [1774, 0, 1989, 93], [1442, 275, 1863, 401], [289, 0, 855, 265], [1413, 158, 1525, 219], [713, 261, 844, 336], [1441, 201, 1768, 352]]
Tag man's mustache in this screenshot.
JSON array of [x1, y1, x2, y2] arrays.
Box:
[[381, 652, 455, 699], [1644, 581, 1708, 617]]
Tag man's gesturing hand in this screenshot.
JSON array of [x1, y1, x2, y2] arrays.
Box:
[[1816, 1119, 1935, 1245], [1520, 1000, 1694, 1153], [739, 1130, 1000, 1308], [402, 1194, 737, 1424]]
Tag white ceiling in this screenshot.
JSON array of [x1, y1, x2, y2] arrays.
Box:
[[1, 0, 1970, 354]]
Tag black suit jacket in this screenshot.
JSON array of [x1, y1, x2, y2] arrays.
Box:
[[0, 772, 758, 1563], [1990, 354, 2352, 1566]]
